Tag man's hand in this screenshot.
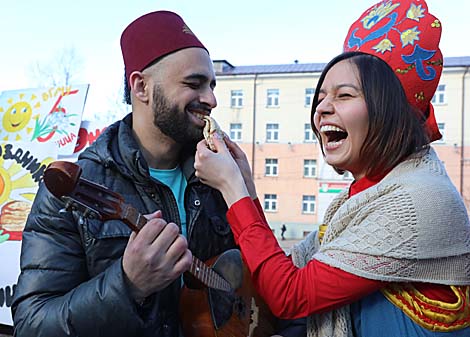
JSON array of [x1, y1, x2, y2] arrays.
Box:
[[122, 210, 192, 301]]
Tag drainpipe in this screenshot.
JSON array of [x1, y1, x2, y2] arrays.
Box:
[[251, 73, 258, 179], [460, 66, 469, 195]]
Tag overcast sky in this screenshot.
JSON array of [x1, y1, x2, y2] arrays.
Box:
[[1, 0, 469, 119]]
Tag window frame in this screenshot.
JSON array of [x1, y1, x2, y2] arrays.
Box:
[[434, 122, 445, 144], [265, 158, 279, 176], [266, 89, 280, 107], [230, 90, 244, 108], [305, 88, 315, 107], [304, 123, 316, 142], [431, 84, 446, 105], [303, 159, 317, 178], [302, 195, 316, 214], [229, 123, 242, 141], [264, 194, 278, 212], [266, 123, 279, 142]]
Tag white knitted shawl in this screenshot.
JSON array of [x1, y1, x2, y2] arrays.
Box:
[[291, 148, 470, 337]]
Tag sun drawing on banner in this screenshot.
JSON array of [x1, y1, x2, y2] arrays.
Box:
[[0, 152, 53, 242], [0, 93, 40, 141]]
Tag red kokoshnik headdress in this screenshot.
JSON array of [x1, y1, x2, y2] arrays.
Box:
[[344, 0, 443, 141]]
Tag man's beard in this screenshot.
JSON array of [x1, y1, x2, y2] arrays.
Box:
[[152, 85, 204, 152]]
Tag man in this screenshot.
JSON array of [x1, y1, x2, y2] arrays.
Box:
[[281, 224, 286, 240], [12, 11, 237, 337]]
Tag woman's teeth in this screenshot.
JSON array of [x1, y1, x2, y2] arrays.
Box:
[[320, 125, 345, 133]]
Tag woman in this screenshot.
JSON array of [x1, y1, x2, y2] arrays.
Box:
[[194, 2, 470, 335], [195, 50, 470, 336]]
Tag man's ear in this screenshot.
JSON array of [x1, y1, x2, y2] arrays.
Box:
[[129, 71, 149, 103]]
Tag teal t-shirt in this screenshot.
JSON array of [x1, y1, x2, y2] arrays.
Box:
[[149, 166, 187, 237]]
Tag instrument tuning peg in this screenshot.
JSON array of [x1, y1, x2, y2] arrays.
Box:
[[82, 209, 91, 218], [82, 208, 98, 219]]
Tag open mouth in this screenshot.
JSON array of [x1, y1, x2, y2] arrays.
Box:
[[193, 112, 207, 120], [320, 125, 348, 146], [188, 111, 208, 128]]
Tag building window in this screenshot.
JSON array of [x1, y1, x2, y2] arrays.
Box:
[[265, 158, 279, 176], [231, 90, 243, 108], [305, 88, 315, 106], [431, 84, 446, 105], [435, 122, 445, 143], [303, 159, 317, 177], [304, 123, 316, 142], [264, 194, 278, 212], [230, 123, 242, 141], [267, 89, 280, 107], [266, 123, 279, 142], [302, 195, 316, 214]]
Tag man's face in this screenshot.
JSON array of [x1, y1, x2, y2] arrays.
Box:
[[149, 48, 217, 150], [152, 85, 205, 148]]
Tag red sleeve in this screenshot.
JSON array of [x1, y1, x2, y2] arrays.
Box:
[[253, 197, 268, 223], [227, 197, 384, 319]]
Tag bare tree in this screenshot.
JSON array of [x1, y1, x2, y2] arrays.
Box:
[[98, 81, 131, 125], [29, 46, 84, 87]]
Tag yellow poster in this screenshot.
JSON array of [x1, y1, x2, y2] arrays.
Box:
[[0, 142, 56, 241]]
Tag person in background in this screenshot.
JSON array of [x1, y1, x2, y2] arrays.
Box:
[[194, 0, 470, 336], [11, 11, 238, 337]]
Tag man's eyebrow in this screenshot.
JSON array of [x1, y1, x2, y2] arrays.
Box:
[[183, 73, 216, 88]]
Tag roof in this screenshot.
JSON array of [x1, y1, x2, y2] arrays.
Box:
[[214, 56, 470, 75], [443, 56, 470, 67]]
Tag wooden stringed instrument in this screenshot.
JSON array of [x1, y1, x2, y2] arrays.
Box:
[[42, 161, 276, 337]]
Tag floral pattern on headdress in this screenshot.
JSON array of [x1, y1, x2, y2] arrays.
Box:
[[344, 0, 443, 141]]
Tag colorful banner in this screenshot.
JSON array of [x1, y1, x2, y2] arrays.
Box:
[[0, 241, 20, 325], [0, 141, 57, 325], [0, 85, 89, 156], [0, 85, 93, 326], [57, 119, 108, 163], [319, 181, 349, 193], [72, 120, 107, 155]]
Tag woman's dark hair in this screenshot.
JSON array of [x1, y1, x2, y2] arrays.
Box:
[[311, 51, 429, 177]]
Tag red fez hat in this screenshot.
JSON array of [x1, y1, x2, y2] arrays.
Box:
[[344, 0, 443, 142], [121, 11, 207, 83]]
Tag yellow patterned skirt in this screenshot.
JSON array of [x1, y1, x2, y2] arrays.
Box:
[[382, 284, 470, 332]]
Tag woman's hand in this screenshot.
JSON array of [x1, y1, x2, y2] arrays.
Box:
[[195, 134, 250, 207], [223, 136, 258, 200]]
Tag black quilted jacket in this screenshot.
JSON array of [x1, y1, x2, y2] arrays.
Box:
[[11, 114, 236, 337]]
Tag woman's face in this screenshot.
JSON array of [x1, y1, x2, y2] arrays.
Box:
[[313, 59, 369, 180]]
